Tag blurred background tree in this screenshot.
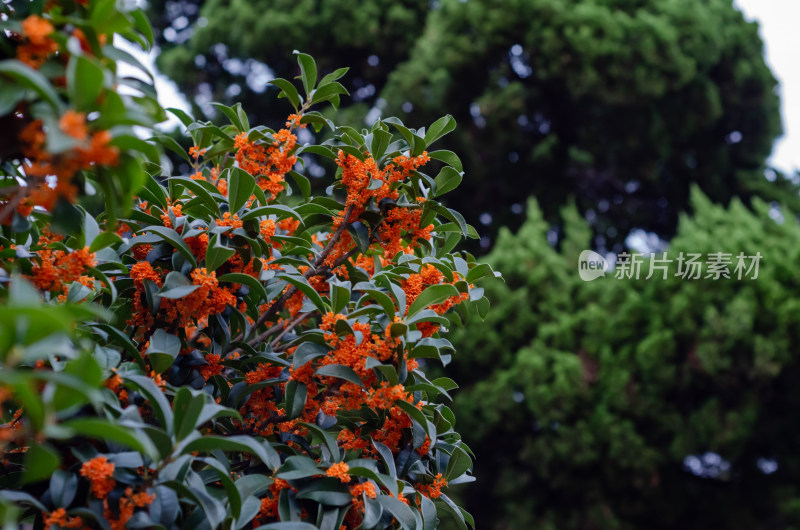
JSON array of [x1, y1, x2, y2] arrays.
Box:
[[446, 192, 800, 529], [150, 0, 788, 250]]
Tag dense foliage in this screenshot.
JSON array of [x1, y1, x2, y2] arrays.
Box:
[[151, 0, 784, 248], [449, 190, 800, 529], [0, 2, 492, 529]]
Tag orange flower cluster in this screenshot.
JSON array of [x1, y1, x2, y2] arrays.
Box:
[[255, 479, 292, 523], [345, 481, 378, 527], [43, 508, 84, 529], [80, 456, 115, 498], [336, 151, 429, 219], [128, 263, 237, 336], [103, 487, 155, 530], [416, 473, 447, 499], [28, 234, 96, 295], [234, 128, 297, 200], [17, 15, 57, 68], [401, 264, 469, 336], [324, 151, 433, 265], [350, 481, 377, 499], [189, 146, 207, 159], [198, 353, 224, 380], [12, 114, 119, 216], [326, 461, 351, 483], [217, 212, 243, 230], [240, 362, 285, 435]]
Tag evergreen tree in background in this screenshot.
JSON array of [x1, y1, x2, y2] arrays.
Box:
[[446, 191, 800, 529], [150, 0, 787, 249]]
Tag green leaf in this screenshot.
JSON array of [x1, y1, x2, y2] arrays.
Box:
[[428, 150, 463, 173], [21, 442, 59, 484], [146, 329, 181, 374], [319, 67, 349, 86], [292, 342, 330, 369], [269, 78, 301, 110], [288, 170, 311, 200], [434, 167, 463, 197], [361, 289, 396, 320], [67, 55, 105, 110], [295, 479, 351, 506], [314, 364, 363, 387], [295, 52, 317, 96], [212, 102, 245, 131], [153, 134, 193, 164], [298, 422, 341, 460], [218, 273, 268, 304], [377, 495, 418, 530], [279, 274, 328, 313], [228, 167, 256, 213], [276, 455, 323, 480], [406, 284, 460, 317], [205, 233, 235, 272], [173, 387, 207, 441], [424, 115, 456, 146], [0, 60, 62, 110], [123, 374, 174, 432], [183, 435, 280, 470], [370, 129, 393, 161], [159, 271, 199, 299], [167, 107, 194, 127], [88, 230, 123, 253], [329, 280, 351, 314], [136, 225, 197, 267], [347, 221, 370, 253], [241, 204, 302, 223], [62, 418, 158, 460], [445, 446, 472, 481], [254, 522, 320, 530], [171, 176, 222, 216], [285, 380, 307, 420]]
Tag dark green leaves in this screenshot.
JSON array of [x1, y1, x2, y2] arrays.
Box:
[[21, 442, 59, 484], [205, 233, 235, 272], [295, 52, 317, 97], [424, 115, 456, 146], [434, 167, 463, 198], [146, 329, 181, 374], [67, 55, 105, 110], [228, 167, 256, 213], [270, 78, 301, 110], [183, 435, 280, 470], [159, 271, 199, 299], [285, 380, 307, 420], [406, 284, 460, 317], [0, 60, 61, 110]]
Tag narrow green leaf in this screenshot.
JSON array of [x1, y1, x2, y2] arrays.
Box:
[[406, 284, 460, 318], [228, 167, 256, 213], [295, 52, 317, 96]]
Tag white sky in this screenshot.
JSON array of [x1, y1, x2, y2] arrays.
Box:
[[735, 0, 800, 173]]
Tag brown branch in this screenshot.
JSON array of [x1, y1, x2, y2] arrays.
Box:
[[237, 204, 355, 345], [269, 311, 313, 349]]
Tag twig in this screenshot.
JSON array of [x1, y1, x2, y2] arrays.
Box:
[[269, 311, 313, 349], [238, 204, 355, 343]]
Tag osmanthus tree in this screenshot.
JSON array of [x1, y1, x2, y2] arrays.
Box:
[[0, 2, 496, 529]]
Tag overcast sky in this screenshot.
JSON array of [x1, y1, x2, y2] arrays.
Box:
[[735, 0, 799, 173]]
